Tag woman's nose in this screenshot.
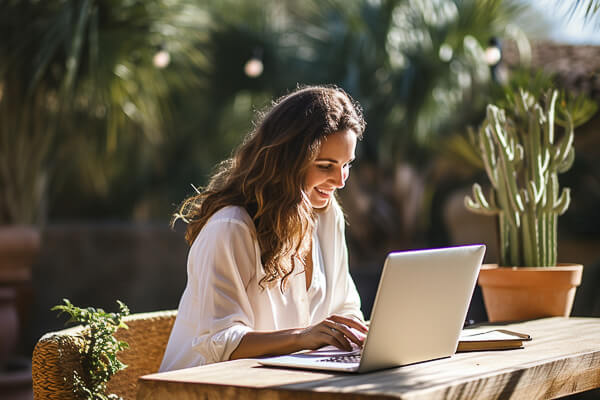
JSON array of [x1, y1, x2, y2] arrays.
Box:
[[332, 167, 346, 188]]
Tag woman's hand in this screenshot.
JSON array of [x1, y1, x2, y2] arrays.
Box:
[[296, 315, 368, 352], [230, 315, 368, 360]]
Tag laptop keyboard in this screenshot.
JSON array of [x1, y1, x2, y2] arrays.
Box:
[[318, 354, 361, 363]]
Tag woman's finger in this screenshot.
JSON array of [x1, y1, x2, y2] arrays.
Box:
[[324, 319, 365, 348], [322, 321, 358, 349], [330, 315, 368, 333], [320, 326, 352, 351]]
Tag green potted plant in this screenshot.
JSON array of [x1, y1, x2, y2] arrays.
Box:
[[52, 299, 130, 400], [464, 88, 589, 322]]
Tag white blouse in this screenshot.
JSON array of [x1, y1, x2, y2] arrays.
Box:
[[159, 200, 364, 371]]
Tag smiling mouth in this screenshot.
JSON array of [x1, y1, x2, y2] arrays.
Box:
[[315, 188, 334, 197]]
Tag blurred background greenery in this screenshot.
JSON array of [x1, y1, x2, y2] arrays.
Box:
[[1, 0, 598, 229], [2, 0, 600, 348]]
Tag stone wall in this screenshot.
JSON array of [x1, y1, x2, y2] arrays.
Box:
[[26, 223, 189, 353]]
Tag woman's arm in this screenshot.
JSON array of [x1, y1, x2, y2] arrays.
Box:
[[229, 315, 368, 359]]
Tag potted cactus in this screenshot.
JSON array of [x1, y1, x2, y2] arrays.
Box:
[[465, 88, 584, 322]]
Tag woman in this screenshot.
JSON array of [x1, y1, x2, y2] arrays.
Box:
[[160, 85, 369, 371]]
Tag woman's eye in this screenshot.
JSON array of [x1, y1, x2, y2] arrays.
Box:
[[317, 164, 332, 170]]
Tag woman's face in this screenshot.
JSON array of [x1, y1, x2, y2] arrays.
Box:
[[304, 129, 357, 209]]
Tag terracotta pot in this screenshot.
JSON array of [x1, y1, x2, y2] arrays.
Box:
[[0, 288, 18, 365], [478, 263, 583, 322], [0, 225, 40, 359], [0, 226, 40, 283]]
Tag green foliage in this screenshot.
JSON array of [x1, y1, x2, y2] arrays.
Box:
[[566, 0, 600, 27], [492, 68, 598, 129], [440, 66, 598, 176], [281, 0, 527, 166], [5, 0, 588, 230], [464, 88, 594, 266], [52, 299, 130, 400], [0, 0, 207, 224]]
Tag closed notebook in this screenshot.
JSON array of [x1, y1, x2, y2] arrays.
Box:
[[457, 329, 532, 352]]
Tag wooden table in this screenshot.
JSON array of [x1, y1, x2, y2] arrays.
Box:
[[137, 317, 600, 399]]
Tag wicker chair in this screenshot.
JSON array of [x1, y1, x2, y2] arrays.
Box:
[[31, 309, 177, 400]]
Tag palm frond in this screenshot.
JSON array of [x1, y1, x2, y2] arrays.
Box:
[[0, 0, 208, 224], [566, 0, 600, 26]]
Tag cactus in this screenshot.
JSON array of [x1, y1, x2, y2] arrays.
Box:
[[465, 89, 574, 267]]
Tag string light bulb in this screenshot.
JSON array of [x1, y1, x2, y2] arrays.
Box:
[[244, 47, 264, 78], [244, 58, 263, 78], [153, 49, 170, 69]]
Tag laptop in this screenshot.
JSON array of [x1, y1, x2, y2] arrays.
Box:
[[259, 244, 485, 373]]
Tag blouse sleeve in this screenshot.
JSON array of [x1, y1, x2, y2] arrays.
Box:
[[183, 216, 257, 365]]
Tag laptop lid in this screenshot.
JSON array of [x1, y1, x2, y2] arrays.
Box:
[[357, 244, 485, 372], [259, 244, 485, 373]]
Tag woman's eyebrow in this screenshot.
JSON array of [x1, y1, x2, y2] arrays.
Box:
[[315, 157, 355, 163], [315, 158, 339, 163]]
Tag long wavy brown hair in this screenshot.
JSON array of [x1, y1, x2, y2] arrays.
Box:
[[174, 85, 365, 290]]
